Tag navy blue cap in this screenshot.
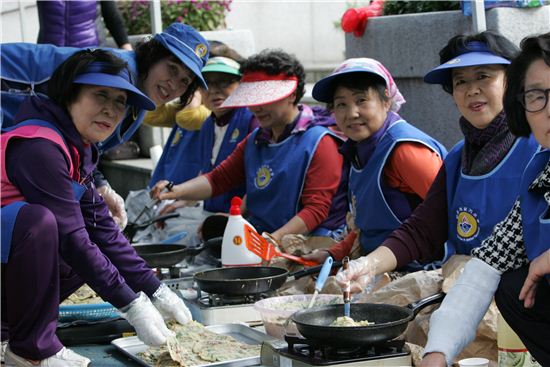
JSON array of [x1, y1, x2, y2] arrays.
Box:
[[154, 23, 209, 89], [424, 41, 511, 85], [73, 62, 155, 111]]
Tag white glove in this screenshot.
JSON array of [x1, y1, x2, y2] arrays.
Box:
[[97, 184, 128, 230], [119, 292, 174, 346], [152, 283, 193, 324], [335, 256, 374, 293]]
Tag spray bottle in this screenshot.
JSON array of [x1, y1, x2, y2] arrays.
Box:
[[221, 196, 262, 267]]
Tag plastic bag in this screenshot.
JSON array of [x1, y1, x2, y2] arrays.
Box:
[[461, 0, 547, 16]]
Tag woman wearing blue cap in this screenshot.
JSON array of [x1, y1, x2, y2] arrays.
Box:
[[421, 32, 550, 367], [302, 57, 447, 268], [1, 50, 192, 366], [335, 31, 538, 293], [1, 22, 210, 230]]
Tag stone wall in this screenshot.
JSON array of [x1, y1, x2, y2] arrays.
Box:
[[345, 6, 550, 150]]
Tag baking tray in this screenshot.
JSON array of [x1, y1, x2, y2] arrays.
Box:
[[111, 323, 276, 367]]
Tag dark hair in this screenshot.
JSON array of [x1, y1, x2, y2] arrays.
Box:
[[208, 40, 245, 63], [439, 31, 519, 93], [135, 37, 198, 106], [326, 73, 389, 111], [48, 49, 127, 108], [240, 49, 306, 105], [505, 32, 550, 137]]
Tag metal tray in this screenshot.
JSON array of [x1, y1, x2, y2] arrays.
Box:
[[111, 323, 276, 367]]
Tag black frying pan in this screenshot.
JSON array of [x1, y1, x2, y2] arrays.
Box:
[[193, 262, 342, 296], [292, 292, 445, 346], [134, 237, 222, 268]]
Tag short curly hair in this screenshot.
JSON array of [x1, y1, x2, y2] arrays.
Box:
[[504, 33, 550, 137], [438, 31, 519, 94], [134, 37, 198, 106], [239, 49, 305, 105]]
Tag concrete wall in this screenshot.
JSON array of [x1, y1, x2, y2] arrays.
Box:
[[1, 1, 39, 43], [346, 6, 550, 150], [226, 1, 349, 71]]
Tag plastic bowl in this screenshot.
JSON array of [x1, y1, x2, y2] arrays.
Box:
[[254, 294, 342, 339]]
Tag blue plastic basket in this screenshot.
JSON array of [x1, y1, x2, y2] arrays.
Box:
[[58, 302, 120, 323]]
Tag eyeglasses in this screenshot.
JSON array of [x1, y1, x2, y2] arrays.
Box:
[[518, 88, 550, 113], [205, 78, 239, 90]]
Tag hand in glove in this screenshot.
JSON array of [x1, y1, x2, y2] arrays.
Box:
[[119, 292, 174, 346], [152, 283, 193, 324], [97, 184, 128, 230], [335, 256, 374, 293]]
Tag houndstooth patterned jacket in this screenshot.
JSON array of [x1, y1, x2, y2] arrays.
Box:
[[472, 159, 550, 271]]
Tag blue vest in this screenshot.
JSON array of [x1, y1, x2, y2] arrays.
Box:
[[519, 148, 550, 262], [199, 108, 252, 213], [445, 136, 539, 258], [244, 125, 332, 233], [350, 120, 447, 253], [148, 125, 202, 188], [1, 42, 141, 152]]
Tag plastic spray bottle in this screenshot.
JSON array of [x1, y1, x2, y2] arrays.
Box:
[[221, 196, 262, 267]]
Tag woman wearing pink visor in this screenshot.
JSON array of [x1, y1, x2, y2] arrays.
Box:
[[152, 49, 348, 243], [1, 50, 191, 367], [335, 31, 539, 294]]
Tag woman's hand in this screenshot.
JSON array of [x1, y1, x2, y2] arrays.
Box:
[[302, 249, 331, 264], [335, 255, 374, 293], [420, 352, 447, 367], [519, 249, 550, 308], [149, 180, 172, 201]]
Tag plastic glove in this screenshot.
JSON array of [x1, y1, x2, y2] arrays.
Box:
[[152, 283, 193, 324], [335, 256, 374, 293], [97, 184, 128, 230], [119, 292, 174, 346]]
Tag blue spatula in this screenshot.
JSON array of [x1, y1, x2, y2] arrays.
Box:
[[307, 256, 334, 308]]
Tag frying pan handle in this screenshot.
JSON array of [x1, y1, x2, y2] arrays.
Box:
[[186, 236, 223, 256], [407, 292, 446, 316], [129, 212, 181, 231], [289, 261, 342, 280]]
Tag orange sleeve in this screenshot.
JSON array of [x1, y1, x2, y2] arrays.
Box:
[[384, 142, 443, 199]]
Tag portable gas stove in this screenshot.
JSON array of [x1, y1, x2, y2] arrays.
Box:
[[182, 289, 265, 326], [261, 335, 412, 367]]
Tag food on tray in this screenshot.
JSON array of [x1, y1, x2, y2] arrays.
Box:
[[61, 284, 104, 305], [138, 321, 260, 366], [330, 316, 373, 327]]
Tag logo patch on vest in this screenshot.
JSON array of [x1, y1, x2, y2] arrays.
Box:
[[255, 165, 273, 189], [230, 128, 240, 143], [455, 207, 480, 241], [171, 129, 182, 146]]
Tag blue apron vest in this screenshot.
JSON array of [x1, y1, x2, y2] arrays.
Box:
[[519, 148, 550, 263], [444, 136, 539, 260], [244, 125, 332, 233], [350, 120, 447, 253], [1, 119, 86, 263], [199, 108, 252, 213], [1, 42, 141, 152], [149, 125, 202, 187]]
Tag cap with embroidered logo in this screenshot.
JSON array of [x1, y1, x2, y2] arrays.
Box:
[[154, 23, 209, 89], [424, 41, 511, 85]]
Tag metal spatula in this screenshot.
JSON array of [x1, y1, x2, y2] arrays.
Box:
[[308, 256, 334, 308], [342, 256, 351, 318], [244, 224, 318, 267]]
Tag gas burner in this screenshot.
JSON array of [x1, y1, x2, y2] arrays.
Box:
[[282, 335, 409, 365]]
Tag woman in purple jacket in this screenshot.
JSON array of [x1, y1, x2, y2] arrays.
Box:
[[1, 50, 190, 366]]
